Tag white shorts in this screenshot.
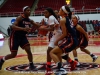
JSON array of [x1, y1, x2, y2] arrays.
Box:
[[48, 32, 62, 48]]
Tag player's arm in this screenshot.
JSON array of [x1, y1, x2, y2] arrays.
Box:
[[39, 16, 56, 31], [55, 18, 67, 43], [39, 24, 54, 31], [30, 20, 41, 28], [12, 16, 30, 32], [77, 24, 89, 41]]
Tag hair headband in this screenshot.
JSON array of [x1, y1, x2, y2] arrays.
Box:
[[23, 6, 29, 12], [62, 6, 69, 14], [75, 15, 80, 21]]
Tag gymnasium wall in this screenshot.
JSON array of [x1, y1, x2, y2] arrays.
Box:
[[0, 14, 100, 32]]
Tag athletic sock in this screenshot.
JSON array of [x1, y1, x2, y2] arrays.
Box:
[[90, 53, 95, 57], [74, 57, 79, 62], [29, 62, 34, 66]]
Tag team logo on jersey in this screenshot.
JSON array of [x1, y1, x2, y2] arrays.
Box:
[[5, 62, 100, 74]]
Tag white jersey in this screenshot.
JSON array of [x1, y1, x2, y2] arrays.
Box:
[[47, 15, 62, 48], [47, 15, 62, 33]]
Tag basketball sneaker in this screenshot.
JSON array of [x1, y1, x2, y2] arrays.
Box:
[[29, 63, 38, 71], [55, 68, 67, 75], [92, 55, 98, 62], [70, 60, 77, 71], [45, 65, 52, 75]]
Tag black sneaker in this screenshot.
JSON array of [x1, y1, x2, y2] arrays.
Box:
[[0, 59, 4, 70], [29, 65, 38, 71], [92, 56, 98, 62]]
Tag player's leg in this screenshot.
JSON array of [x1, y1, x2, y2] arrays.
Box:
[[60, 38, 78, 71], [46, 47, 53, 74], [0, 52, 17, 70], [24, 45, 37, 70], [20, 37, 37, 70], [46, 33, 58, 73], [50, 46, 67, 74], [50, 46, 63, 63], [0, 35, 19, 70], [46, 46, 62, 75], [47, 32, 62, 64], [80, 38, 98, 62], [80, 47, 98, 62], [72, 49, 80, 66], [47, 47, 53, 65]]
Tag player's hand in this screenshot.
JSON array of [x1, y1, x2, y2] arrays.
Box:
[[23, 27, 31, 32], [39, 26, 46, 30]]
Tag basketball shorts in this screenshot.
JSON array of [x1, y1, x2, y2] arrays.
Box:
[[79, 35, 88, 49], [9, 34, 30, 52], [58, 36, 78, 53]]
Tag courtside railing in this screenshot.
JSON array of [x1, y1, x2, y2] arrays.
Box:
[[0, 9, 100, 17]]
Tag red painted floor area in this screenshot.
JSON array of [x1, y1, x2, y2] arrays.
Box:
[[28, 37, 100, 46], [0, 36, 100, 58]]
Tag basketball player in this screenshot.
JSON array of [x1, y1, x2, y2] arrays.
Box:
[[72, 15, 98, 66], [54, 10, 60, 22], [39, 7, 62, 74], [0, 6, 40, 70], [50, 5, 78, 74]]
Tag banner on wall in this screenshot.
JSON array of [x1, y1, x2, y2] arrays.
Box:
[[11, 19, 16, 24], [0, 33, 4, 40]]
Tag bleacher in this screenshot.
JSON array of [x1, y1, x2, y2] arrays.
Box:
[[34, 0, 66, 15], [0, 0, 35, 13], [72, 0, 100, 10], [78, 20, 100, 37]]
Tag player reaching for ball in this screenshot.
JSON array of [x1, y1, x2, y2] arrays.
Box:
[[0, 6, 40, 70]]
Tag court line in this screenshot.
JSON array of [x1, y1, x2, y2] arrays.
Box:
[[0, 52, 100, 58]]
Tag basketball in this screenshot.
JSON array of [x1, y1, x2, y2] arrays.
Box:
[[38, 25, 48, 36]]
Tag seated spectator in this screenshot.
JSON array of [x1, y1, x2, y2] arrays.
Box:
[[93, 20, 99, 32]]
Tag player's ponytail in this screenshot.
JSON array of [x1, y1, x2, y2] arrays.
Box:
[[62, 6, 72, 20], [68, 12, 72, 20], [45, 7, 58, 20]]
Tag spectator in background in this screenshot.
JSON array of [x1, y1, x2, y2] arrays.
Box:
[[97, 21, 100, 30], [93, 20, 99, 32], [82, 6, 85, 11]]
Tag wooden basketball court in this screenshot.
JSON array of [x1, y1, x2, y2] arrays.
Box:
[[0, 36, 100, 75]]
